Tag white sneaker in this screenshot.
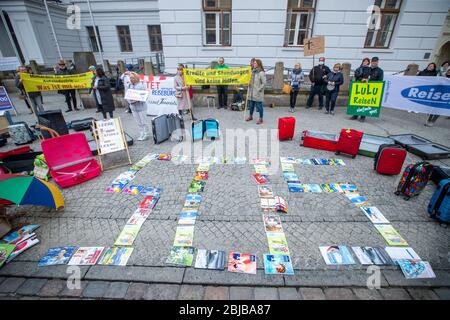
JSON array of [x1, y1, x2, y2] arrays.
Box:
[[142, 133, 150, 141], [137, 132, 145, 141]]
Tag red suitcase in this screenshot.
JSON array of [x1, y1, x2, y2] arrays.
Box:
[[301, 130, 337, 152], [335, 129, 363, 158], [41, 133, 101, 188], [374, 144, 407, 175], [278, 117, 295, 141]]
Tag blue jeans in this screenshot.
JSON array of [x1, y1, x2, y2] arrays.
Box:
[[248, 100, 263, 119]]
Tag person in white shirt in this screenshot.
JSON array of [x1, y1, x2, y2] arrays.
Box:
[[126, 72, 150, 141], [120, 64, 133, 113]]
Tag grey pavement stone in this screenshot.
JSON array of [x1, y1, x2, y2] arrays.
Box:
[[284, 270, 389, 287], [352, 288, 383, 300], [204, 286, 229, 300], [324, 288, 355, 300], [254, 287, 279, 300], [178, 285, 205, 300], [125, 283, 149, 300], [16, 278, 47, 296], [433, 288, 450, 300], [0, 277, 26, 294], [85, 266, 184, 284], [278, 287, 302, 300], [0, 278, 5, 285], [407, 288, 440, 300], [383, 270, 450, 287], [38, 279, 66, 297], [104, 282, 130, 299], [183, 269, 283, 287], [379, 288, 412, 300], [82, 281, 111, 299], [299, 288, 325, 300], [60, 281, 88, 298], [143, 284, 180, 300], [0, 262, 90, 279], [229, 286, 254, 300]]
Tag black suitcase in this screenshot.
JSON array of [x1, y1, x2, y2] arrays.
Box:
[[0, 151, 42, 173], [167, 113, 184, 142], [406, 143, 450, 160], [71, 117, 96, 131], [37, 110, 69, 138], [431, 166, 450, 186], [0, 136, 6, 147], [152, 114, 170, 144]]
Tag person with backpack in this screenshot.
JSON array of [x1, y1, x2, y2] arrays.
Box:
[[246, 59, 266, 125], [306, 57, 330, 110], [215, 57, 229, 109], [324, 63, 343, 115], [289, 63, 304, 113]]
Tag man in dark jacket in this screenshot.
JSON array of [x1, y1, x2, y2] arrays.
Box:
[[306, 57, 330, 109], [351, 57, 384, 122], [55, 59, 78, 112]]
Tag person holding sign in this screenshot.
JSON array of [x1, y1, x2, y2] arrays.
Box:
[[215, 57, 229, 109], [15, 66, 43, 115], [246, 59, 266, 125], [94, 68, 115, 119], [126, 72, 150, 141], [55, 59, 79, 113], [324, 63, 343, 115]]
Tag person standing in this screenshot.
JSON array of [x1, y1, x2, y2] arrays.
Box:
[[215, 57, 229, 109], [87, 65, 101, 113], [354, 57, 371, 82], [324, 63, 343, 115], [93, 68, 115, 119], [419, 63, 439, 127], [126, 72, 150, 141], [438, 61, 449, 76], [246, 59, 266, 125], [120, 64, 134, 114], [15, 66, 38, 115], [289, 63, 304, 113], [174, 65, 197, 121], [55, 59, 78, 112], [306, 57, 330, 110]]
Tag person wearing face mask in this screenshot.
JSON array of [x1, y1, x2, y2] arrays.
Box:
[[306, 57, 330, 110], [289, 63, 304, 113], [418, 62, 439, 127], [126, 72, 150, 141], [55, 59, 78, 113], [324, 63, 343, 115], [438, 61, 449, 76], [174, 64, 197, 121]]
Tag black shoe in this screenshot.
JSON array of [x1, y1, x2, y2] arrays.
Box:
[[359, 118, 365, 122], [74, 108, 80, 111], [350, 115, 358, 120], [96, 110, 101, 113], [324, 110, 329, 114], [305, 106, 311, 109], [330, 111, 335, 115], [65, 109, 73, 113], [318, 106, 323, 110], [192, 117, 198, 121]]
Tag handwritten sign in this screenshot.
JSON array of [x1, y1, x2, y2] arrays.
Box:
[[303, 36, 325, 57], [96, 118, 126, 155]]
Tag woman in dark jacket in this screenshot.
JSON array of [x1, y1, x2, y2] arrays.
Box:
[[354, 57, 371, 81], [94, 68, 115, 119], [419, 63, 439, 126], [324, 63, 343, 115]]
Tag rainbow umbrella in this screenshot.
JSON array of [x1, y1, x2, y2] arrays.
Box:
[[0, 174, 64, 209]]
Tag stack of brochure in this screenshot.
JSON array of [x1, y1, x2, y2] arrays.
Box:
[[0, 225, 40, 266]]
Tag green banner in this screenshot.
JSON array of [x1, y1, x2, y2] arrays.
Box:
[[347, 81, 385, 117]]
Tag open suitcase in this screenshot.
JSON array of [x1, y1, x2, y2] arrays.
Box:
[[359, 134, 395, 158], [41, 132, 101, 188], [204, 118, 219, 140], [301, 130, 337, 152]]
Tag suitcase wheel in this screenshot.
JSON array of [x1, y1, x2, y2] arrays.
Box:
[[352, 155, 356, 159], [394, 191, 400, 196], [335, 152, 340, 155]]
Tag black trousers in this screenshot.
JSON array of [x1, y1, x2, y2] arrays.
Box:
[[325, 90, 339, 112], [307, 85, 324, 108], [217, 85, 228, 107], [290, 90, 299, 108], [63, 90, 77, 110]]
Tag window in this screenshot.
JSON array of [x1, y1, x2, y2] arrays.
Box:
[[86, 26, 103, 52], [148, 25, 163, 52], [365, 0, 402, 48], [202, 0, 231, 46], [284, 0, 316, 46], [117, 25, 133, 52]]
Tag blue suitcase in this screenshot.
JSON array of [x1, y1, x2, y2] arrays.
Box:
[[427, 179, 450, 223], [192, 120, 204, 141], [204, 118, 219, 140]]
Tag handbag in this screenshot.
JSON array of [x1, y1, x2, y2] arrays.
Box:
[[282, 83, 292, 94]]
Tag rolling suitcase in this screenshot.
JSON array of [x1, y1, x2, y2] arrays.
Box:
[[152, 114, 170, 144], [8, 122, 35, 145], [395, 162, 433, 200], [192, 120, 204, 141], [37, 110, 68, 138], [301, 130, 337, 152], [335, 128, 363, 158], [204, 118, 219, 140], [431, 166, 450, 186], [167, 113, 184, 142], [374, 144, 407, 175], [71, 117, 96, 131], [278, 117, 295, 141], [427, 179, 450, 223]]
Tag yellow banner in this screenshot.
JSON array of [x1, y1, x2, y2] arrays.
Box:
[[20, 72, 93, 92], [183, 67, 251, 86]]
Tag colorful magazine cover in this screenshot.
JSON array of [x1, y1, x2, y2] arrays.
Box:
[[114, 225, 140, 246], [263, 214, 283, 233], [260, 198, 277, 213], [280, 157, 296, 164], [0, 244, 16, 267], [197, 163, 210, 172], [126, 213, 147, 228], [331, 183, 344, 193], [178, 211, 198, 225], [384, 247, 421, 264], [38, 246, 77, 267], [194, 249, 226, 270], [318, 159, 330, 165], [132, 208, 152, 219], [2, 225, 40, 244], [339, 183, 358, 193], [307, 184, 323, 193], [6, 236, 39, 263], [319, 246, 356, 265], [184, 194, 202, 208], [283, 172, 299, 182], [346, 193, 370, 207], [4, 232, 35, 246], [253, 173, 270, 185], [227, 252, 257, 274], [397, 259, 436, 279], [166, 246, 195, 266], [252, 158, 270, 165], [267, 232, 290, 255], [98, 247, 134, 266], [139, 195, 159, 209], [194, 171, 209, 181], [141, 186, 162, 196], [188, 180, 206, 193], [171, 154, 189, 164], [258, 185, 274, 198], [296, 158, 313, 165], [254, 164, 269, 175], [173, 226, 195, 247], [320, 184, 337, 193], [333, 159, 346, 166], [122, 185, 145, 195], [263, 254, 294, 275], [274, 196, 288, 213], [351, 246, 393, 265], [375, 225, 408, 246], [288, 182, 304, 192], [105, 183, 126, 193], [360, 207, 390, 224], [158, 153, 171, 161], [68, 247, 104, 266], [281, 163, 295, 172]]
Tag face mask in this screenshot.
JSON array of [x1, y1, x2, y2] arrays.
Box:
[[319, 61, 324, 65], [333, 69, 339, 73]]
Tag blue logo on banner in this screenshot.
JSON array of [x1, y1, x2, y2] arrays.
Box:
[[401, 85, 450, 109]]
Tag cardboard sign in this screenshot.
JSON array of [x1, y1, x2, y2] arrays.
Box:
[[0, 87, 14, 113], [124, 89, 149, 102], [347, 81, 385, 117], [303, 36, 325, 57], [95, 118, 126, 155]]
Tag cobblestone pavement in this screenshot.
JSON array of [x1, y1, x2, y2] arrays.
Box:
[[1, 92, 449, 299]]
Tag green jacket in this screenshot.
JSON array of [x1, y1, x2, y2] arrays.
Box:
[[215, 63, 229, 70]]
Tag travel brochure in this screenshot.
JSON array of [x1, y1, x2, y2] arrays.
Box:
[[320, 246, 356, 265], [68, 247, 104, 266], [260, 198, 277, 213], [139, 195, 159, 209], [283, 172, 300, 182], [97, 247, 134, 266], [375, 225, 409, 246], [178, 211, 198, 225], [194, 171, 209, 181], [173, 226, 195, 247], [6, 236, 39, 263], [267, 232, 290, 255], [114, 225, 140, 246], [38, 246, 77, 267], [280, 157, 346, 167], [345, 193, 370, 207], [254, 164, 269, 175], [197, 163, 210, 172], [263, 214, 283, 233], [258, 185, 274, 198], [360, 206, 390, 224], [158, 153, 171, 161], [227, 252, 257, 274], [397, 259, 436, 279], [288, 183, 356, 193], [384, 247, 421, 263], [253, 173, 270, 185], [184, 194, 202, 208], [188, 180, 206, 193], [166, 246, 195, 266], [195, 249, 226, 270], [251, 158, 270, 165], [0, 244, 16, 267], [279, 157, 296, 164], [281, 163, 295, 172], [1, 224, 40, 244], [263, 254, 294, 275], [351, 246, 393, 265]]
